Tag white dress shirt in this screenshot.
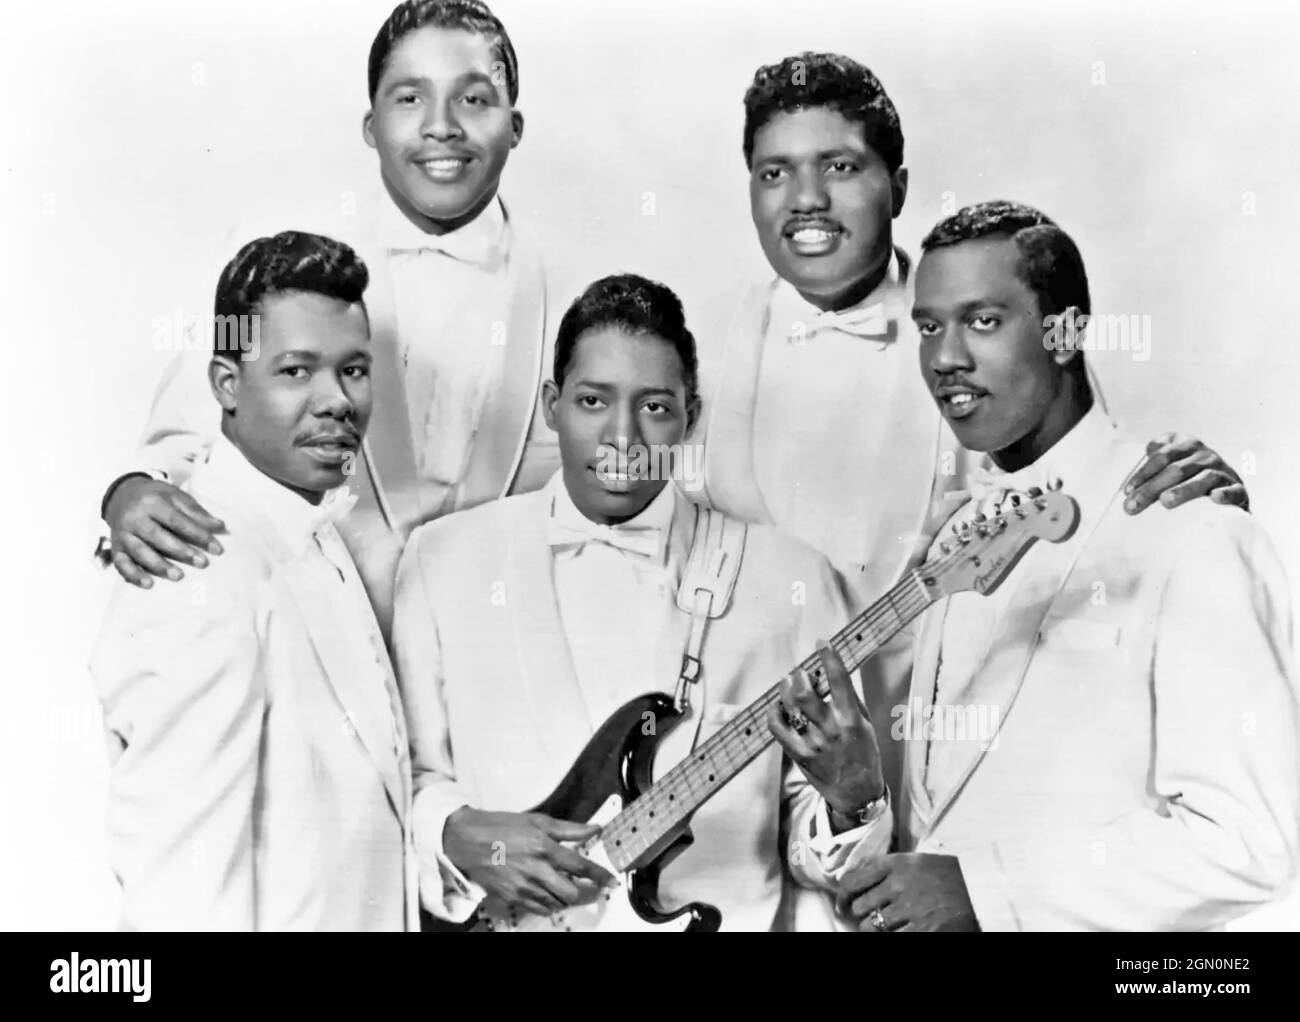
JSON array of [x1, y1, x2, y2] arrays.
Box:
[[922, 402, 1116, 801], [547, 474, 683, 726], [751, 252, 907, 573], [382, 195, 513, 513]]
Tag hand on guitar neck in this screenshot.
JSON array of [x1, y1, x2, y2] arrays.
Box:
[[768, 640, 886, 835], [443, 808, 617, 917]]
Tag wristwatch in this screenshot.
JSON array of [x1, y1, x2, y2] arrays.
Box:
[[829, 785, 890, 833]]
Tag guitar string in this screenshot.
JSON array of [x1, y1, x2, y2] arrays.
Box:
[[597, 497, 1051, 868], [600, 583, 934, 865]]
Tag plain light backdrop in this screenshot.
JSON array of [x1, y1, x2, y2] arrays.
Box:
[[3, 0, 1297, 929]]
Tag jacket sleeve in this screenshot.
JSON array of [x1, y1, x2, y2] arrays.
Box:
[[391, 527, 486, 922], [90, 554, 265, 931]]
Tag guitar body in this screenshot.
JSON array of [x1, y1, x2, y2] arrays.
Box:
[[420, 693, 722, 933]]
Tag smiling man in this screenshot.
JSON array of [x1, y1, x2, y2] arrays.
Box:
[[834, 202, 1298, 932], [98, 0, 556, 632], [392, 274, 891, 931], [91, 232, 417, 931]]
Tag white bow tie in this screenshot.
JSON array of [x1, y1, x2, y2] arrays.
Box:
[[545, 517, 664, 560], [386, 223, 504, 268], [965, 463, 1061, 510], [791, 301, 897, 344], [308, 487, 359, 537]]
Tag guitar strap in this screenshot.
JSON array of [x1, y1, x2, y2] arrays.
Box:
[[672, 504, 747, 731]]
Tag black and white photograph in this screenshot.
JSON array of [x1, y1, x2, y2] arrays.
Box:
[[5, 0, 1299, 966]]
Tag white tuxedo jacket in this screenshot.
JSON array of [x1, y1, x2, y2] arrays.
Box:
[[901, 431, 1299, 931], [121, 186, 559, 632], [90, 444, 417, 931], [392, 486, 878, 931]]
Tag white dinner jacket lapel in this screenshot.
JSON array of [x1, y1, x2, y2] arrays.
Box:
[[277, 556, 409, 824], [905, 433, 1147, 837], [333, 189, 423, 537], [501, 493, 601, 779]]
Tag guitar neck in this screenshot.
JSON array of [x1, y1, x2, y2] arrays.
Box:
[[599, 570, 939, 872]]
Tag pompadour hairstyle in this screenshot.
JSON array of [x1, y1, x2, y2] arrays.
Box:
[[213, 231, 369, 354], [743, 52, 904, 172], [921, 200, 1091, 321], [553, 274, 699, 403], [367, 0, 519, 104]]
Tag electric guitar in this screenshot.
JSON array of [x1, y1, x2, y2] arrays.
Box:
[[428, 486, 1079, 932]]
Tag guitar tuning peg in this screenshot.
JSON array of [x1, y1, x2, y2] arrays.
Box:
[[1026, 486, 1043, 498], [1009, 493, 1022, 507], [973, 511, 987, 523], [1047, 477, 1063, 492]]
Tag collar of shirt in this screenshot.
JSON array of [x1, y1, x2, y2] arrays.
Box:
[[379, 189, 508, 269], [966, 401, 1118, 509], [201, 433, 358, 557], [543, 470, 683, 576], [768, 248, 904, 347]]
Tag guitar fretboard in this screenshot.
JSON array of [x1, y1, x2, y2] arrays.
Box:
[[598, 569, 938, 872]]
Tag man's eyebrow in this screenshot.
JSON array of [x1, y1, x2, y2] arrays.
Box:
[[382, 75, 427, 96], [384, 70, 499, 95], [817, 146, 866, 160], [272, 349, 322, 362], [635, 387, 678, 399], [911, 299, 1013, 318], [456, 69, 499, 89]]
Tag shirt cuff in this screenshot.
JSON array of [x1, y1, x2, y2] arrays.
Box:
[[412, 790, 487, 923], [95, 470, 173, 567], [807, 788, 893, 881], [100, 468, 171, 522]]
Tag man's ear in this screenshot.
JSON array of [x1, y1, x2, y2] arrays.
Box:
[[541, 378, 560, 431], [510, 109, 525, 149], [1053, 306, 1087, 369], [683, 393, 702, 440], [890, 166, 909, 219], [362, 109, 377, 150], [209, 355, 241, 413]]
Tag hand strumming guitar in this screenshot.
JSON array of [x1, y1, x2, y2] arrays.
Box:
[[443, 808, 616, 917]]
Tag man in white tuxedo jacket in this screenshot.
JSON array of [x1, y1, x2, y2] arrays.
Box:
[[393, 275, 894, 931], [91, 232, 415, 931], [701, 51, 1251, 930], [97, 1, 559, 632], [837, 202, 1298, 932]]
